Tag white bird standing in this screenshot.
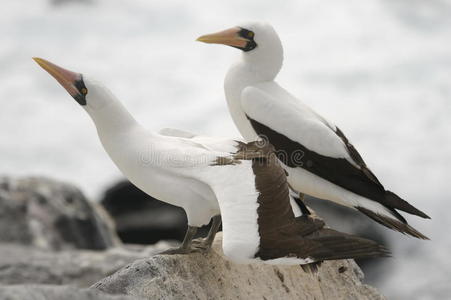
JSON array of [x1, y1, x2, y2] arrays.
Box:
[[197, 22, 430, 239], [32, 57, 389, 263]]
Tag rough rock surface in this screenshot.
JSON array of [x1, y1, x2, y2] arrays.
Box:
[[0, 177, 120, 250], [0, 177, 385, 299], [0, 243, 171, 287], [0, 285, 141, 300], [94, 234, 386, 300]]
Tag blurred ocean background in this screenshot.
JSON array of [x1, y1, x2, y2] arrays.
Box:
[[0, 0, 449, 298]]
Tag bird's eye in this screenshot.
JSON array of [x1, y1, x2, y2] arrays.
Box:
[[81, 88, 88, 95], [247, 31, 254, 38]]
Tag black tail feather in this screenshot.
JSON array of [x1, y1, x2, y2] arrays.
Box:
[[308, 230, 391, 261], [357, 206, 429, 240]]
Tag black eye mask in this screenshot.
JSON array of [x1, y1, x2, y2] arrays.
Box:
[[237, 28, 257, 52], [73, 75, 87, 106]]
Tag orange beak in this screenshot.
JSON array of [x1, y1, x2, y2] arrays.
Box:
[[196, 27, 247, 48], [33, 57, 82, 98]]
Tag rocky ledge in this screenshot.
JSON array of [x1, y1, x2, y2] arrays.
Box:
[[0, 176, 386, 300], [93, 234, 385, 300]]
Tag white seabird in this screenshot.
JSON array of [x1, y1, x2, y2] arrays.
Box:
[[197, 22, 430, 239], [32, 57, 389, 263]]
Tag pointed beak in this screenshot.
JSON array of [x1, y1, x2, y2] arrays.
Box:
[[33, 57, 82, 99], [196, 27, 247, 48]]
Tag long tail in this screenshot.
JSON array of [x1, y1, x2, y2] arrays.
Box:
[[351, 189, 430, 239], [307, 228, 391, 261], [356, 206, 429, 240]]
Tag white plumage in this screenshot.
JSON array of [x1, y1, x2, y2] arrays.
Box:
[[241, 84, 354, 162], [220, 23, 395, 219], [198, 22, 429, 238], [34, 57, 392, 262], [32, 58, 263, 252]]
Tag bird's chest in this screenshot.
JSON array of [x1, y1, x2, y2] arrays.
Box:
[[224, 79, 259, 142], [98, 135, 216, 209], [98, 133, 161, 188]]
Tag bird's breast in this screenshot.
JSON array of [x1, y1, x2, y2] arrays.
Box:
[[224, 74, 259, 142]]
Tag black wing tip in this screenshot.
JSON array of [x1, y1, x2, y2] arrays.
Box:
[[356, 206, 430, 240], [410, 211, 431, 219], [385, 191, 431, 219]]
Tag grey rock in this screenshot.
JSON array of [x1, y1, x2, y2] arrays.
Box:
[[0, 243, 171, 287], [0, 177, 385, 299], [93, 233, 386, 300], [100, 180, 188, 245], [0, 285, 141, 300], [0, 176, 120, 250]]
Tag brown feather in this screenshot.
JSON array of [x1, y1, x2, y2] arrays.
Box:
[[244, 144, 390, 262]]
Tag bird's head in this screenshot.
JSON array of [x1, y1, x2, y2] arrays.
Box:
[[33, 57, 114, 112], [197, 22, 283, 76]]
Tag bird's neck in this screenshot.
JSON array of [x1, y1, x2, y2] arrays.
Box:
[[87, 100, 140, 138], [230, 52, 283, 82], [223, 52, 283, 141], [225, 46, 283, 98]]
